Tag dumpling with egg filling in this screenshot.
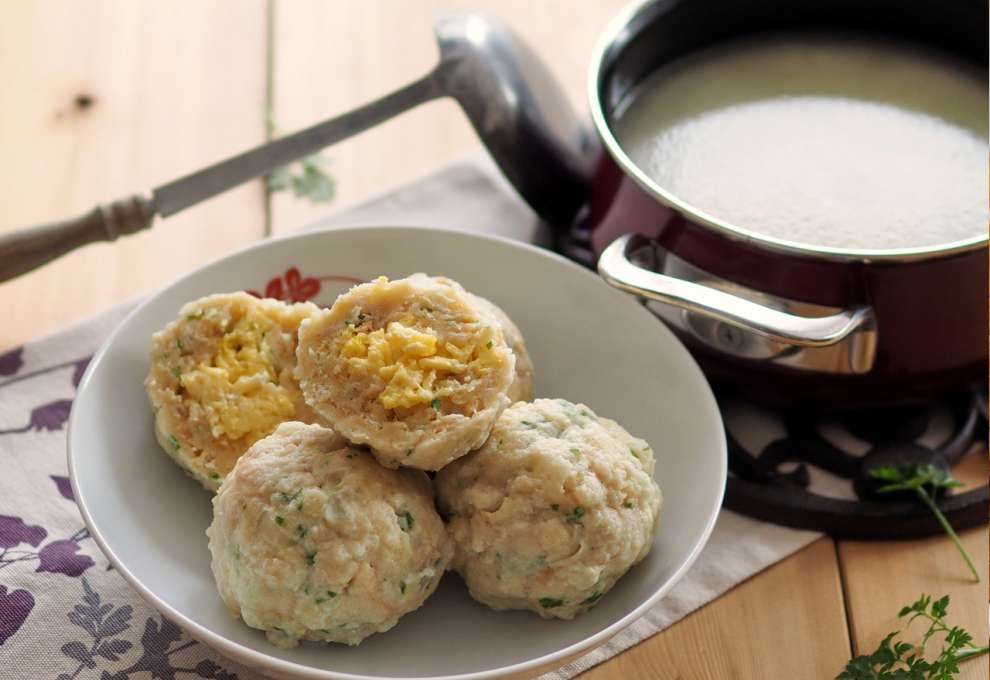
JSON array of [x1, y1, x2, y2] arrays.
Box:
[[296, 274, 516, 470], [207, 421, 453, 647], [435, 398, 662, 620], [469, 294, 534, 403], [145, 291, 325, 491]]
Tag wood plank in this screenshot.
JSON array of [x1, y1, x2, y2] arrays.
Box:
[[838, 449, 989, 680], [579, 538, 851, 680], [0, 0, 268, 351], [269, 0, 625, 234]]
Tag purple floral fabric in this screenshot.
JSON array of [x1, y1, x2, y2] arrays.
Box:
[[0, 309, 255, 680]]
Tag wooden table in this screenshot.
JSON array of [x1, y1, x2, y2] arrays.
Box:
[[2, 3, 986, 678]]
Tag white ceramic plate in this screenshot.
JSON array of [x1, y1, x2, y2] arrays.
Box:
[[68, 226, 726, 680]]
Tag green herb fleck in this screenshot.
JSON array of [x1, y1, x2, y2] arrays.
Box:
[[296, 524, 307, 538], [315, 597, 327, 605], [570, 447, 581, 456], [168, 434, 180, 450], [279, 489, 302, 504], [836, 593, 988, 679], [405, 448, 413, 457], [869, 464, 979, 582], [176, 339, 184, 351], [623, 501, 635, 509], [327, 590, 337, 598], [431, 398, 441, 411], [171, 367, 181, 379], [566, 507, 586, 525], [486, 340, 493, 349], [397, 511, 414, 532], [539, 597, 566, 609], [210, 472, 220, 480], [495, 439, 502, 450], [185, 310, 204, 321], [580, 591, 603, 606], [305, 551, 316, 566], [399, 581, 406, 595], [550, 504, 560, 512], [521, 420, 535, 428], [629, 447, 640, 459]]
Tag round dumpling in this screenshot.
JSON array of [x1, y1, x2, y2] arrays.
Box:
[[145, 292, 324, 491], [470, 295, 534, 403], [435, 398, 662, 620], [296, 274, 516, 470], [207, 421, 453, 647]]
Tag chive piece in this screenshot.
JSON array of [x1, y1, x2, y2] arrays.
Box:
[[171, 367, 181, 379], [405, 448, 413, 457], [623, 501, 635, 509], [539, 597, 566, 609], [397, 511, 414, 532], [168, 434, 180, 450], [431, 398, 441, 411], [305, 551, 316, 566], [296, 524, 307, 538], [315, 597, 327, 605], [550, 504, 560, 512], [486, 340, 493, 349], [176, 339, 184, 351], [327, 590, 337, 598], [399, 581, 406, 595], [210, 472, 220, 480], [570, 448, 581, 456], [566, 507, 586, 525]]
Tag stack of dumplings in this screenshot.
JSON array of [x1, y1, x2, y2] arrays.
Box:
[[145, 273, 662, 648]]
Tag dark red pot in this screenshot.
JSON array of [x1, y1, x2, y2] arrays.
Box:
[[562, 0, 989, 405]]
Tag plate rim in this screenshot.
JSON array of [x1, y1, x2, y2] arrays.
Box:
[[67, 224, 727, 680]]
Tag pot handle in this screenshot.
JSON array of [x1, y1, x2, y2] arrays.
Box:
[[598, 234, 874, 348]]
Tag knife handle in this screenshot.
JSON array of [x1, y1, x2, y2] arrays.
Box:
[[0, 194, 155, 283]]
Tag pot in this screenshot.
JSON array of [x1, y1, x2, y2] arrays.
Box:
[[518, 0, 989, 404]]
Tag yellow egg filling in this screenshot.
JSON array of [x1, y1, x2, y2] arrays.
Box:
[[180, 315, 295, 440], [341, 316, 502, 410]]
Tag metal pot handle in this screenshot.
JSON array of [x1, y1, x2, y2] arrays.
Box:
[[598, 234, 874, 349]]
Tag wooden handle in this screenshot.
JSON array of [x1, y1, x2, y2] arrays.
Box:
[[0, 195, 155, 283]]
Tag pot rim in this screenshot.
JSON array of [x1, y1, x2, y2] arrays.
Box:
[[586, 0, 989, 264]]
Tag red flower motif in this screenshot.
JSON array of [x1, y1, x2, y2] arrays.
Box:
[[248, 267, 321, 303]]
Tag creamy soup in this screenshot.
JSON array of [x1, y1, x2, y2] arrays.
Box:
[[613, 38, 988, 251]]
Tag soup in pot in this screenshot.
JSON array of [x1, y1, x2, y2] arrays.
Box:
[[612, 37, 988, 251]]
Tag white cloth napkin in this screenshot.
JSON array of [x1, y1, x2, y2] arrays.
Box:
[[0, 159, 821, 680]]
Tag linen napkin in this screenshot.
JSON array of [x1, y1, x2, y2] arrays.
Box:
[[0, 158, 821, 680]]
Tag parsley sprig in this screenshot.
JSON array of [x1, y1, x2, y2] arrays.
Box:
[[265, 115, 335, 204], [836, 594, 988, 679], [869, 464, 979, 582]]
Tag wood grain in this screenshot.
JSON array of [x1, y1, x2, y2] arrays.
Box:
[[268, 0, 624, 234], [579, 538, 852, 680], [0, 0, 267, 351], [838, 449, 989, 680]]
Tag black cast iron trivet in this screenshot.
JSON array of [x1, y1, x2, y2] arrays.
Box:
[[721, 387, 988, 538]]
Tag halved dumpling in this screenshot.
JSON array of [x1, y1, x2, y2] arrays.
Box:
[[145, 292, 325, 490], [296, 274, 516, 470]]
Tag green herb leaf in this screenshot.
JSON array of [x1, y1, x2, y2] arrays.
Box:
[[305, 551, 316, 566], [835, 593, 988, 679], [580, 591, 603, 606], [566, 506, 586, 525], [539, 597, 566, 609], [431, 398, 441, 411], [265, 116, 336, 204], [274, 515, 284, 526], [168, 434, 180, 450], [869, 464, 978, 582], [397, 511, 414, 532]]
